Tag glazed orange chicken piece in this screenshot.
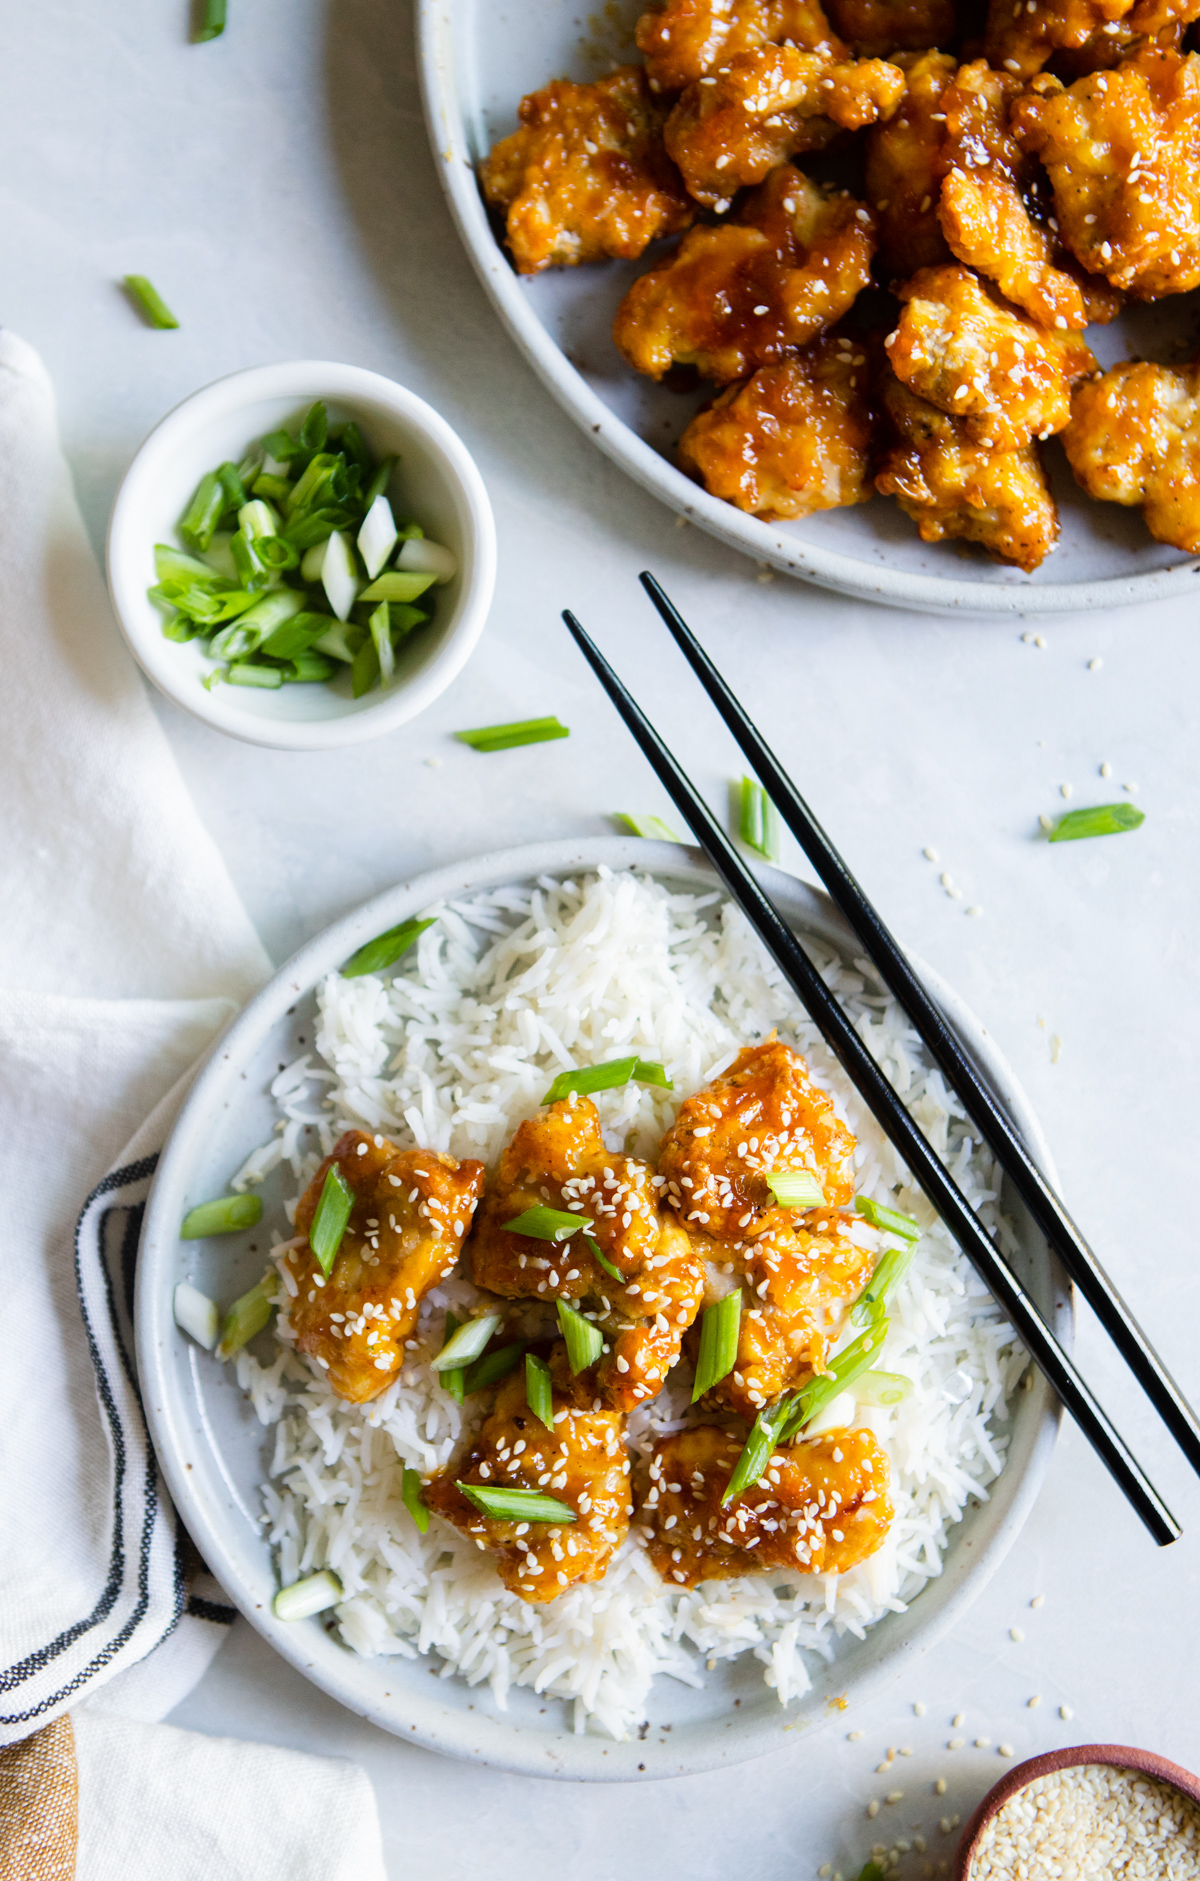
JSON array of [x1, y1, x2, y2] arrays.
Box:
[[699, 1208, 875, 1416], [479, 67, 693, 275], [640, 1425, 893, 1586], [424, 1364, 631, 1602], [938, 169, 1123, 329], [1063, 356, 1200, 551], [885, 265, 1096, 451], [664, 44, 904, 206], [984, 0, 1200, 81], [875, 372, 1060, 569], [636, 0, 847, 94], [658, 1037, 857, 1240], [283, 1131, 485, 1403], [614, 166, 876, 384], [677, 334, 877, 519], [825, 0, 956, 54], [864, 51, 957, 275], [470, 1097, 706, 1411], [1013, 49, 1200, 297]]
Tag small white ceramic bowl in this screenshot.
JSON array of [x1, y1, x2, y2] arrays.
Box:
[[107, 361, 496, 751]]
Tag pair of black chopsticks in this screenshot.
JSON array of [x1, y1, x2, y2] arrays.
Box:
[[564, 574, 1197, 1547]]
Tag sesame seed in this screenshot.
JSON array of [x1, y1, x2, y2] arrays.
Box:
[[1029, 1694, 1042, 1708], [976, 1738, 991, 1749], [1030, 1594, 1044, 1608], [1060, 1705, 1073, 1720], [1010, 1627, 1024, 1642], [935, 1778, 947, 1795], [952, 1714, 965, 1727], [867, 1801, 880, 1819], [998, 1744, 1014, 1758]]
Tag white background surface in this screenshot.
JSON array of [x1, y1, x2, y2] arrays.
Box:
[[4, 1, 1199, 1872]]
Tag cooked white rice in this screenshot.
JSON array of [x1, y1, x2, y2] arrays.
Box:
[[233, 867, 1026, 1740]]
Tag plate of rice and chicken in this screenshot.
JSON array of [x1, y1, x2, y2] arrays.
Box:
[[418, 0, 1200, 612], [138, 839, 1068, 1777]]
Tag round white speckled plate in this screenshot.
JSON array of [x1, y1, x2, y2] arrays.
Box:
[[137, 838, 1069, 1779], [416, 0, 1200, 615]]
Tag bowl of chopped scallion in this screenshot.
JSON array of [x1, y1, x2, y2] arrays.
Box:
[[107, 362, 495, 749]]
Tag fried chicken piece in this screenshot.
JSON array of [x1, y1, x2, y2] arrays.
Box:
[[470, 1097, 706, 1411], [886, 264, 1096, 450], [677, 335, 877, 518], [614, 166, 876, 383], [865, 51, 957, 275], [658, 1038, 858, 1239], [665, 45, 904, 205], [698, 1208, 875, 1416], [1063, 357, 1200, 550], [985, 0, 1199, 80], [283, 1131, 485, 1403], [636, 0, 847, 94], [640, 1425, 893, 1586], [1013, 48, 1200, 296], [939, 169, 1123, 327], [479, 67, 693, 275], [875, 372, 1060, 568], [424, 1365, 631, 1602], [825, 0, 956, 55], [1052, 16, 1187, 80]]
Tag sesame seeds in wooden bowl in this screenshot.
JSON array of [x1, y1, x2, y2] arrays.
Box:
[[954, 1745, 1200, 1881]]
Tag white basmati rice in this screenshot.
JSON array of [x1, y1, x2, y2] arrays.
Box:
[[235, 867, 1026, 1740]]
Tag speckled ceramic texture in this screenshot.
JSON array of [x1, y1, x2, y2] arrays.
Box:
[[136, 838, 1070, 1779]]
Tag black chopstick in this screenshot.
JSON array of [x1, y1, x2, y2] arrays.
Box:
[[639, 570, 1200, 1484], [562, 606, 1179, 1547]]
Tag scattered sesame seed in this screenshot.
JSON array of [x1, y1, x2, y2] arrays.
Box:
[[923, 848, 939, 862], [1010, 1627, 1024, 1642], [940, 872, 954, 888], [1100, 762, 1112, 777], [819, 1867, 832, 1878], [887, 1790, 904, 1804], [999, 1744, 1014, 1758], [1030, 1594, 1044, 1608], [1034, 634, 1047, 649], [848, 1730, 865, 1742], [935, 1778, 948, 1795], [913, 1701, 927, 1717], [868, 1800, 880, 1819], [976, 1738, 992, 1749], [1039, 814, 1054, 832], [1060, 1705, 1074, 1721], [952, 1714, 965, 1728], [947, 886, 963, 900], [1021, 630, 1036, 644], [1088, 657, 1103, 670], [1123, 780, 1138, 793], [948, 1738, 965, 1751], [1029, 1695, 1042, 1709], [966, 906, 982, 917], [1060, 783, 1072, 799]]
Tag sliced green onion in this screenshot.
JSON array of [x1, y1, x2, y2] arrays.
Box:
[[216, 1273, 276, 1359], [396, 537, 456, 584], [238, 498, 278, 544], [557, 1301, 603, 1374], [431, 1313, 503, 1372], [402, 1467, 430, 1533], [586, 1235, 623, 1284], [228, 662, 283, 688], [851, 1242, 917, 1326], [287, 451, 340, 514], [273, 1569, 342, 1622], [260, 613, 336, 661], [779, 1320, 891, 1441], [357, 570, 436, 605], [614, 813, 680, 841], [174, 1281, 219, 1350], [525, 1352, 554, 1431], [342, 915, 434, 979], [501, 1205, 593, 1242], [160, 614, 198, 643], [351, 635, 380, 699], [721, 1397, 792, 1505], [210, 587, 306, 660], [542, 1056, 672, 1104], [855, 1196, 921, 1241], [464, 1340, 528, 1394], [257, 536, 300, 571], [369, 599, 395, 685], [856, 1865, 886, 1881], [738, 776, 780, 862], [362, 454, 398, 510], [300, 402, 328, 452], [321, 529, 360, 622], [455, 717, 569, 753], [692, 1291, 742, 1402], [180, 471, 224, 553], [439, 1312, 464, 1403], [180, 1193, 263, 1238], [124, 275, 179, 330], [263, 427, 302, 463], [229, 529, 270, 592], [253, 472, 293, 504], [155, 543, 214, 582], [309, 1165, 353, 1277], [283, 652, 337, 684], [1048, 802, 1146, 842], [766, 1171, 825, 1209], [388, 601, 429, 640], [192, 0, 226, 40], [852, 1369, 913, 1408], [313, 621, 362, 664], [283, 506, 349, 553], [358, 493, 399, 580], [457, 1483, 575, 1524]]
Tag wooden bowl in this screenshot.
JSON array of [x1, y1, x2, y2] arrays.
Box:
[[954, 1743, 1200, 1878]]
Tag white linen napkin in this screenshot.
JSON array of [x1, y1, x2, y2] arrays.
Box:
[[0, 331, 385, 1878]]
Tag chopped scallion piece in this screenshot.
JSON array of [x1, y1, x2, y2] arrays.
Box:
[[227, 662, 283, 688], [851, 1242, 917, 1326], [252, 472, 292, 504], [395, 537, 457, 584], [852, 1369, 913, 1408], [464, 1340, 528, 1394], [216, 1273, 276, 1359], [369, 600, 395, 685], [273, 1569, 342, 1622], [586, 1236, 623, 1284], [692, 1291, 742, 1402], [855, 1196, 921, 1241], [300, 402, 328, 452], [431, 1313, 503, 1372], [557, 1301, 603, 1375], [721, 1397, 793, 1506], [778, 1320, 890, 1442], [313, 621, 361, 664], [123, 275, 179, 330], [283, 651, 336, 684], [439, 1312, 464, 1403], [192, 0, 227, 41], [309, 1165, 353, 1277], [357, 570, 436, 605], [342, 916, 434, 979], [1048, 802, 1145, 842], [180, 472, 224, 553], [765, 1171, 825, 1209], [362, 454, 397, 509], [402, 1467, 430, 1533], [357, 493, 399, 580], [457, 1483, 575, 1524], [350, 634, 380, 700], [501, 1205, 593, 1242], [614, 813, 680, 842], [542, 1056, 672, 1104], [455, 717, 569, 753], [525, 1352, 554, 1431], [321, 529, 360, 622], [738, 775, 780, 862], [180, 1193, 262, 1238], [174, 1281, 219, 1350]]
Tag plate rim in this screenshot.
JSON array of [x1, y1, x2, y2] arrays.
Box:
[[136, 836, 1070, 1781], [415, 0, 1200, 618]]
